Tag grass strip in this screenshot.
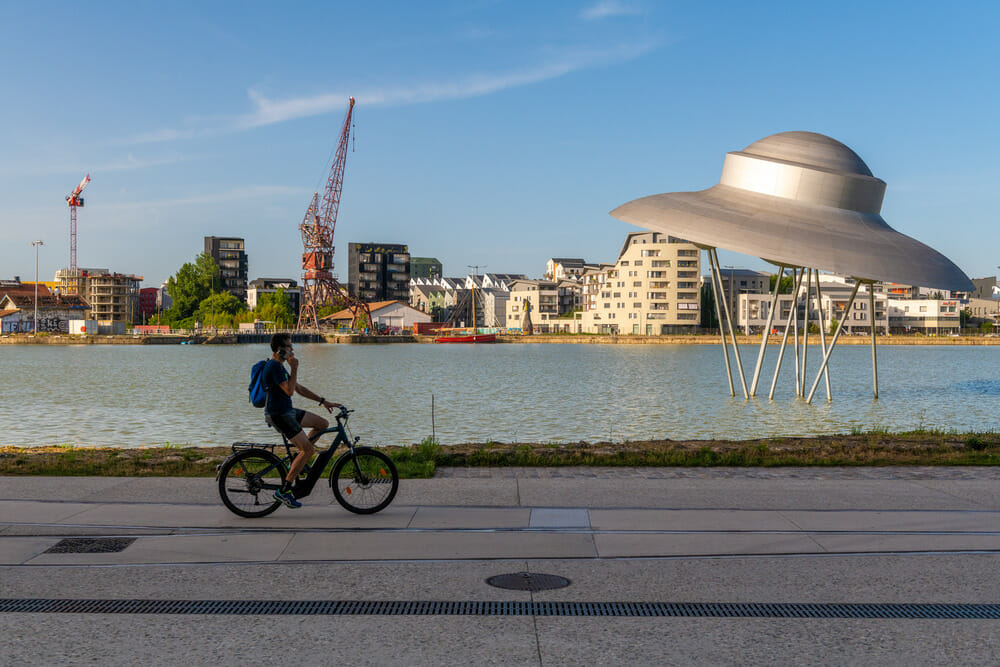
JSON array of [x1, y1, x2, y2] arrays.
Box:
[[2, 431, 1000, 478]]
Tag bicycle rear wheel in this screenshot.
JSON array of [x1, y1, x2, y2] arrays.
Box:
[[329, 447, 399, 514], [218, 449, 288, 518]]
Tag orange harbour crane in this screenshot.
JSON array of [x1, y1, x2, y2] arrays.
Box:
[[66, 174, 90, 275], [297, 97, 372, 332]]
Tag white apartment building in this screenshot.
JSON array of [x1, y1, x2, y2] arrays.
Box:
[[888, 298, 961, 334], [736, 276, 888, 335], [580, 231, 702, 335]]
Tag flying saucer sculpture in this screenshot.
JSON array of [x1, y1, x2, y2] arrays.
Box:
[[611, 131, 973, 403]]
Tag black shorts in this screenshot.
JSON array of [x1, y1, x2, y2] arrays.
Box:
[[268, 408, 306, 441]]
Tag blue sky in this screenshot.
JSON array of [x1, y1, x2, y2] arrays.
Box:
[[1, 1, 998, 287]]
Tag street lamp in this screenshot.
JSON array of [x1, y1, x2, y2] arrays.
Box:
[[30, 240, 43, 334]]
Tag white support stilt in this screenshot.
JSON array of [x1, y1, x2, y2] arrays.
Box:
[[710, 248, 748, 398], [870, 284, 879, 400], [707, 249, 735, 397], [800, 268, 811, 397], [749, 264, 786, 396], [769, 267, 805, 400], [806, 280, 861, 404], [791, 268, 801, 396], [812, 269, 832, 401]]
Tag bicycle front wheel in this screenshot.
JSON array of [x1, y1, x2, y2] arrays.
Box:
[[329, 447, 399, 514], [218, 449, 288, 518]]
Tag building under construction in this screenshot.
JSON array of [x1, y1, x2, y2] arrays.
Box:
[[54, 268, 142, 323]]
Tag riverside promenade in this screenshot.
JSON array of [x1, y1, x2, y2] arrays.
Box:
[[3, 467, 1000, 664]]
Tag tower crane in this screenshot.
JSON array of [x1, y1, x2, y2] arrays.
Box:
[[297, 97, 372, 331], [66, 174, 90, 276]]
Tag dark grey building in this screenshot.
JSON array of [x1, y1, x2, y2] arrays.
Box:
[[347, 242, 410, 302], [971, 276, 999, 301], [204, 236, 248, 301], [410, 257, 443, 280]]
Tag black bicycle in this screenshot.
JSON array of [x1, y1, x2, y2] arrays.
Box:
[[217, 407, 398, 518]]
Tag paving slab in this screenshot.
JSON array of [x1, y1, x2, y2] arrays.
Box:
[[408, 506, 529, 529], [281, 530, 598, 560], [589, 508, 799, 531], [529, 508, 590, 528], [0, 537, 59, 564], [812, 532, 1000, 554], [594, 531, 824, 558], [0, 500, 99, 525], [25, 533, 294, 566], [781, 509, 1000, 532]]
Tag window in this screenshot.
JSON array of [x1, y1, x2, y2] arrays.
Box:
[[919, 305, 927, 313], [634, 260, 643, 266], [633, 302, 641, 308], [651, 260, 671, 268], [621, 261, 629, 266], [633, 281, 642, 287], [640, 249, 661, 257]]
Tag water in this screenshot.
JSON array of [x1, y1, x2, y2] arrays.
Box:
[[1, 343, 998, 448]]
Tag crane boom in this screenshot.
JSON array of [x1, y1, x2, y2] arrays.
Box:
[[297, 98, 371, 331], [66, 173, 91, 276]]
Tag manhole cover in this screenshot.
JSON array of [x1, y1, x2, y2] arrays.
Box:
[[486, 572, 571, 592], [45, 538, 136, 554]]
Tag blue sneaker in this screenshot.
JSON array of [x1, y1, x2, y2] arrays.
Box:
[[273, 488, 302, 508]]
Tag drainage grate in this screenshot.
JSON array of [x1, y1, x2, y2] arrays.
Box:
[[487, 572, 571, 592], [2, 599, 1000, 619], [44, 538, 136, 554]]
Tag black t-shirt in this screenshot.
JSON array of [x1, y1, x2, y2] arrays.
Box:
[[263, 359, 293, 415]]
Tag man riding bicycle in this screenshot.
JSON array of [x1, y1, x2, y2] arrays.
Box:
[[264, 332, 341, 508]]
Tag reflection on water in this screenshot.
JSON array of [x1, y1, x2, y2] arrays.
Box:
[[1, 343, 998, 447]]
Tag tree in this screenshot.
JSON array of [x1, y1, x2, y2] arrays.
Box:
[[255, 288, 296, 329], [769, 274, 796, 294], [829, 318, 839, 336], [162, 254, 221, 325], [195, 291, 248, 328]]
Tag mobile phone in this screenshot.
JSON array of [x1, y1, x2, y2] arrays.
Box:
[[278, 348, 288, 359]]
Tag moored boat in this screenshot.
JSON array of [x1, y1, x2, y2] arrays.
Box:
[[433, 332, 496, 344]]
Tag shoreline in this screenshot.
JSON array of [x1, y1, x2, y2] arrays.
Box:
[[3, 333, 999, 346], [3, 432, 999, 477]]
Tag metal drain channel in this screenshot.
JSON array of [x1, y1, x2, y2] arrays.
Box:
[[1, 599, 999, 619]]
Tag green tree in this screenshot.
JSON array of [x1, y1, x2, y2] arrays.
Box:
[[829, 318, 839, 336], [195, 291, 248, 328], [254, 288, 296, 329], [769, 274, 796, 294], [162, 254, 221, 324]]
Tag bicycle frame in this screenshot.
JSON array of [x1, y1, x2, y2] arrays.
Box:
[[225, 411, 361, 500]]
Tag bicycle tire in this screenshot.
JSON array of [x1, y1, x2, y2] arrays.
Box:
[[329, 447, 399, 514], [218, 449, 288, 518]]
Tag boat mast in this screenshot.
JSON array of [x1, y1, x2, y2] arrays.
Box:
[[468, 265, 485, 334]]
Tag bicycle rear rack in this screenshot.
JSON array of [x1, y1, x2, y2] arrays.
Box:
[[229, 442, 280, 453]]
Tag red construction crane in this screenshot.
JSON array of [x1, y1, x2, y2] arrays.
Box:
[[66, 174, 90, 274], [296, 98, 372, 331]]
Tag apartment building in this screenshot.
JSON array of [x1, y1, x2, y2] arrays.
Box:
[[737, 277, 888, 335], [347, 242, 410, 302], [888, 298, 961, 334], [507, 279, 559, 332], [54, 268, 141, 323], [580, 232, 702, 335], [204, 236, 249, 301], [544, 258, 594, 282]]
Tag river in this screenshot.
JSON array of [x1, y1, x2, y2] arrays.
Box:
[[2, 343, 998, 448]]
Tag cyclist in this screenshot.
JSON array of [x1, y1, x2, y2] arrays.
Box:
[[264, 332, 341, 508]]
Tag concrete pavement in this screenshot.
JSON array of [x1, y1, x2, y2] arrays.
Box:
[[3, 467, 1000, 665]]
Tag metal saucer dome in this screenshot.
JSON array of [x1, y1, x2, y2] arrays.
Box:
[[610, 132, 973, 403]]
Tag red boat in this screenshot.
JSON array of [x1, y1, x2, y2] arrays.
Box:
[[434, 332, 496, 344]]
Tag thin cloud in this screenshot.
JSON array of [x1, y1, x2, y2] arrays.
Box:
[[581, 1, 642, 21], [104, 185, 308, 210], [133, 41, 660, 142], [238, 42, 658, 129]]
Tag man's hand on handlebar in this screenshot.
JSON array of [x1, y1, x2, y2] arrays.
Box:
[[318, 399, 343, 414]]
